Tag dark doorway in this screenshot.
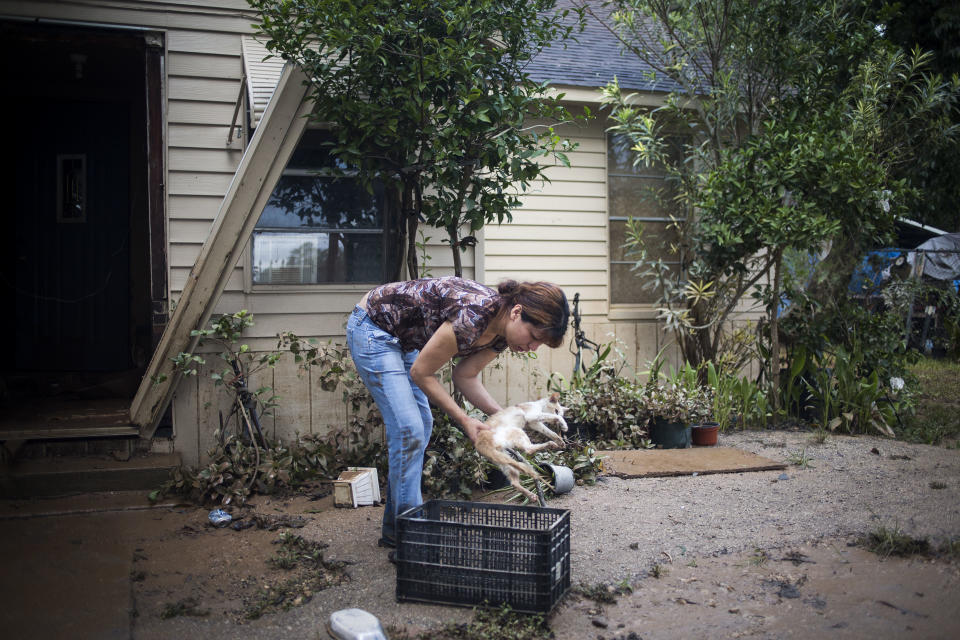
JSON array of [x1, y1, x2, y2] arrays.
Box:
[[0, 22, 164, 426]]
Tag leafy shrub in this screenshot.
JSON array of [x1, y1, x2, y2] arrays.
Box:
[[641, 381, 711, 425], [563, 374, 649, 445], [781, 294, 917, 423], [556, 344, 651, 447], [153, 434, 318, 505], [784, 339, 912, 436], [422, 410, 490, 499], [706, 361, 771, 430], [531, 442, 604, 487], [778, 295, 918, 434], [151, 425, 389, 506], [884, 278, 960, 357], [153, 320, 388, 505]]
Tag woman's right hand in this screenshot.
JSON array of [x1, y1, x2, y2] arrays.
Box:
[[461, 417, 491, 444]]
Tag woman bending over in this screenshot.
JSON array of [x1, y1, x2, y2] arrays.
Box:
[[345, 276, 569, 548]]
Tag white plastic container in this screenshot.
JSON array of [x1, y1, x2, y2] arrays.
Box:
[[326, 608, 388, 640], [333, 467, 381, 507], [545, 463, 575, 494], [347, 466, 381, 503]]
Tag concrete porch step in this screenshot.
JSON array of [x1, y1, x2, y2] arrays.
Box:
[[1, 425, 140, 440], [0, 397, 143, 461], [0, 452, 180, 498]]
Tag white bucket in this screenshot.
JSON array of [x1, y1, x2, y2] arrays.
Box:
[[326, 608, 388, 640], [545, 464, 575, 494]]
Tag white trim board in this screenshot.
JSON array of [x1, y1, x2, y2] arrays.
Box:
[[130, 63, 312, 437]]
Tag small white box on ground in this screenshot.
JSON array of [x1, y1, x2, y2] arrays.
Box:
[[333, 467, 380, 508], [347, 466, 381, 503]]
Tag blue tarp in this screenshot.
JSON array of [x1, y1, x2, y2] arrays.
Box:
[[849, 249, 903, 294]]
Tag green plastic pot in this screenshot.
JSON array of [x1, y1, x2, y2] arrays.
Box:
[[649, 418, 691, 449]]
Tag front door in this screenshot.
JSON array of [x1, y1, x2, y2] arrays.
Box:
[[0, 22, 163, 405], [13, 99, 131, 371]]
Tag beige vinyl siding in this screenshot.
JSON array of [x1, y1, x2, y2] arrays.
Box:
[[484, 124, 608, 299], [168, 194, 226, 220], [169, 266, 243, 293], [480, 114, 684, 401], [481, 116, 607, 402], [168, 148, 243, 172], [0, 0, 252, 33]]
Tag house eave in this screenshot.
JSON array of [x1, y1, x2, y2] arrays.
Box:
[[543, 82, 668, 106]]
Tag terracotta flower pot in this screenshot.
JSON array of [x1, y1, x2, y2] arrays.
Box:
[[692, 422, 719, 446]]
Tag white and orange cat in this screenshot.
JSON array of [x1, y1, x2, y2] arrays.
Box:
[[474, 393, 568, 502]]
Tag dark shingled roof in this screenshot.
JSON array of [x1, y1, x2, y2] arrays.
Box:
[[525, 0, 682, 94]]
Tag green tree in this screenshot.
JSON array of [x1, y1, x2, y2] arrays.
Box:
[[587, 0, 959, 404], [250, 0, 587, 279], [867, 0, 960, 231]]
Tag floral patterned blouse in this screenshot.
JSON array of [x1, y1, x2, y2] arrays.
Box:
[[365, 277, 508, 356]]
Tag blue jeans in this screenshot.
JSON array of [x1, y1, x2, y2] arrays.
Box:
[[346, 306, 433, 543]]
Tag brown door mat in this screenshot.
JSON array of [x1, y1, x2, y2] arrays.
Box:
[[599, 447, 786, 478]]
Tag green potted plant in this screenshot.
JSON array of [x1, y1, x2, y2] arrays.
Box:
[[641, 383, 711, 448]]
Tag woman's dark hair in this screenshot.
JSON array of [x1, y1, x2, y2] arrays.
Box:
[[497, 280, 570, 348]]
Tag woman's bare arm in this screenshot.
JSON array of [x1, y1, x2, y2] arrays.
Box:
[[409, 322, 491, 443], [452, 348, 502, 416]]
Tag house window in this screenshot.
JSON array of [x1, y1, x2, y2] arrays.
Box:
[[252, 129, 385, 285], [608, 133, 683, 305]]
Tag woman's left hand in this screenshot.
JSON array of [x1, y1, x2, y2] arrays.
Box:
[[461, 417, 491, 444]]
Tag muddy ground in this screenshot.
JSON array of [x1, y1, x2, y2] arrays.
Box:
[[1, 429, 958, 639]]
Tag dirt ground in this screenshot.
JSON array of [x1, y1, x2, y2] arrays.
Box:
[[1, 429, 958, 640]]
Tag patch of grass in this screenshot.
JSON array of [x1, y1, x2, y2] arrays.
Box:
[[937, 537, 960, 561], [786, 448, 814, 468], [900, 405, 960, 445], [899, 359, 960, 445], [159, 597, 209, 619], [748, 549, 769, 566], [909, 358, 960, 400], [396, 604, 553, 640], [859, 525, 930, 558], [649, 563, 668, 579]]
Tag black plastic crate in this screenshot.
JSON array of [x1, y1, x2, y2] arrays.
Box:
[[395, 500, 571, 613]]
